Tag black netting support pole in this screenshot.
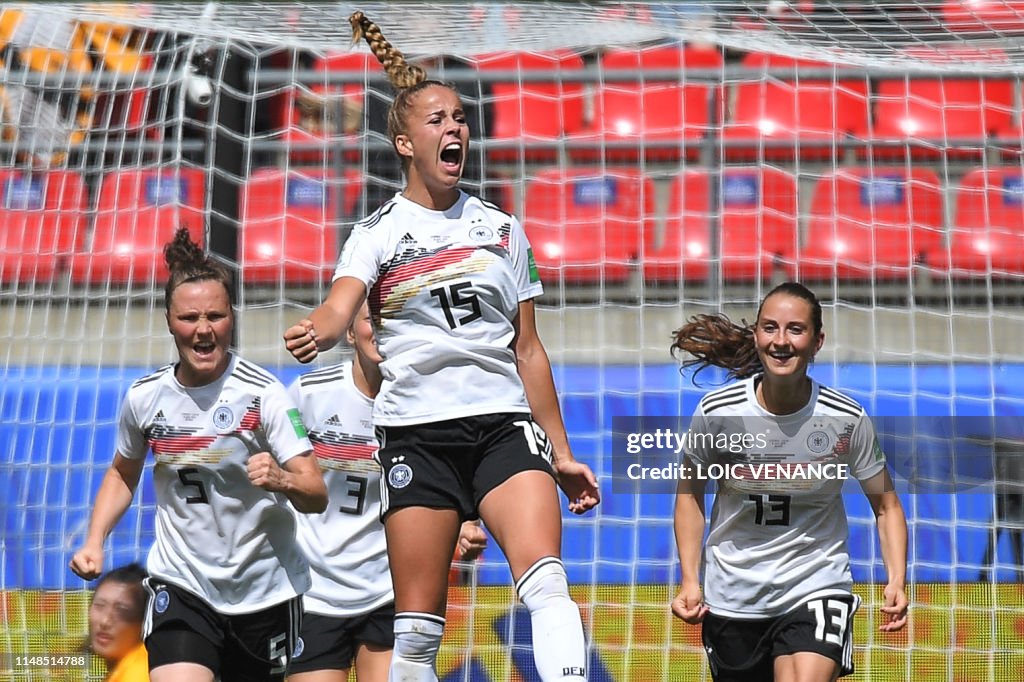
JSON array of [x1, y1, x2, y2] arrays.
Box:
[[207, 45, 249, 346]]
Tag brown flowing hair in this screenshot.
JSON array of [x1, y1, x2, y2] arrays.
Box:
[[671, 282, 823, 381]]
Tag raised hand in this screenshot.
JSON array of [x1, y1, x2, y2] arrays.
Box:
[[284, 319, 319, 364]]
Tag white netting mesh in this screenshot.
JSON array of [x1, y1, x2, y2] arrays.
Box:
[[1, 2, 1023, 681], [9, 1, 1024, 71]]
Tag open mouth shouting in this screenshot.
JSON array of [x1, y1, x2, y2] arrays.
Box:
[[194, 340, 219, 360], [440, 141, 463, 175]]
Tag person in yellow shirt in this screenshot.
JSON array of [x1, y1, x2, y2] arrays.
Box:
[[89, 563, 149, 682]]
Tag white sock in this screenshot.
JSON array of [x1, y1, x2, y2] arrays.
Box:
[[389, 612, 444, 682], [516, 557, 588, 681]]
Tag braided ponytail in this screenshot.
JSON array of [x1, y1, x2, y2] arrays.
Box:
[[348, 11, 461, 155]]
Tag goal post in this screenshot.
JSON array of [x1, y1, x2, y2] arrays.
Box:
[[1, 2, 1022, 680]]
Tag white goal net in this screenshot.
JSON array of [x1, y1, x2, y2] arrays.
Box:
[[1, 1, 1022, 680]]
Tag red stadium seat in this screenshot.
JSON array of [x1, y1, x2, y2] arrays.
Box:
[[282, 52, 375, 164], [860, 48, 1013, 158], [942, 1, 1024, 33], [521, 168, 653, 283], [239, 168, 362, 285], [475, 51, 584, 161], [995, 119, 1024, 148], [798, 167, 944, 281], [723, 52, 869, 160], [931, 168, 1024, 276], [70, 168, 206, 284], [645, 167, 798, 283], [571, 44, 723, 161], [0, 169, 87, 282]]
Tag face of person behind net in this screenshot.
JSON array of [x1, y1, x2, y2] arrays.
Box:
[[89, 580, 143, 665], [396, 85, 469, 198], [166, 279, 234, 387]]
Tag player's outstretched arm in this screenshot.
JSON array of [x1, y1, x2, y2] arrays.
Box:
[[672, 470, 709, 624], [512, 299, 599, 514], [70, 453, 145, 580], [862, 468, 908, 631], [248, 451, 327, 513], [284, 277, 366, 363]]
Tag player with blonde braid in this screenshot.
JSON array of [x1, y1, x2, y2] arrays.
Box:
[[283, 12, 599, 682]]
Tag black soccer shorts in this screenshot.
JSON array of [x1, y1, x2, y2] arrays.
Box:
[[142, 578, 301, 682], [288, 602, 395, 674], [375, 412, 556, 520], [700, 593, 859, 682]]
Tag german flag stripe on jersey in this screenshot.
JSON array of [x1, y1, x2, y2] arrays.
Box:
[[371, 246, 494, 319], [238, 399, 261, 430], [149, 435, 219, 455], [312, 442, 378, 469]]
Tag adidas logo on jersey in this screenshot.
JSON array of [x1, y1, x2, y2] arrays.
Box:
[[325, 414, 342, 426], [398, 232, 417, 248], [153, 410, 166, 423]]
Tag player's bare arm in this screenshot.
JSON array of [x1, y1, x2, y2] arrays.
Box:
[[70, 454, 145, 580], [672, 470, 709, 624], [247, 451, 327, 513], [512, 299, 600, 514], [862, 468, 909, 631], [284, 276, 366, 363]]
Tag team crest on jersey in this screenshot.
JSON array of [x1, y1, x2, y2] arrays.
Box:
[[389, 456, 413, 489], [154, 589, 170, 614], [806, 430, 831, 454], [212, 405, 234, 430], [469, 225, 495, 242], [292, 637, 305, 659]]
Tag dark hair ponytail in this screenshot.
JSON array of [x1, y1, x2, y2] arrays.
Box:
[[163, 227, 233, 311], [671, 313, 759, 381]]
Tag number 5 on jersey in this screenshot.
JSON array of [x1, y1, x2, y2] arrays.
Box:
[[178, 467, 209, 504]]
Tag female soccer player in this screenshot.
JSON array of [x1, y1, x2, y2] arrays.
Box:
[[283, 12, 599, 682], [89, 563, 149, 681], [71, 228, 327, 682], [287, 302, 487, 682], [671, 282, 908, 682]]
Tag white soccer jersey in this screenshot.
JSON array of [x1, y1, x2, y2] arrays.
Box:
[[288, 363, 393, 617], [685, 374, 887, 618], [116, 354, 313, 615], [334, 191, 543, 426]]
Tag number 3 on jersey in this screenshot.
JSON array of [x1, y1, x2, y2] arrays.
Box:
[[430, 282, 481, 329], [339, 474, 368, 515]]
